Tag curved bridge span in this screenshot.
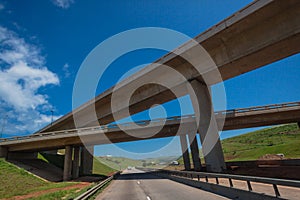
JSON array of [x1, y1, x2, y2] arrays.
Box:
[[1, 101, 299, 152]]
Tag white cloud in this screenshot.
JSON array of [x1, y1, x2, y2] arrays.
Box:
[[0, 4, 4, 11], [62, 63, 71, 78], [52, 0, 74, 9], [0, 26, 60, 135]]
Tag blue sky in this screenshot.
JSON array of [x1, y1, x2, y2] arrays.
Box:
[[0, 0, 299, 159]]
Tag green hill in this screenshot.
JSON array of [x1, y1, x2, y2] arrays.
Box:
[[97, 156, 143, 170], [96, 155, 180, 170], [177, 123, 300, 164], [93, 157, 117, 175], [0, 158, 75, 199], [222, 123, 300, 161]]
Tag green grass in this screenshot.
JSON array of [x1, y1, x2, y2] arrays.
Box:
[[222, 123, 300, 161], [93, 158, 117, 176], [27, 189, 77, 200], [0, 158, 75, 199], [177, 123, 300, 163], [28, 183, 95, 200]]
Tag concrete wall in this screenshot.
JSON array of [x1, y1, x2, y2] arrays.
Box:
[[7, 152, 37, 160], [0, 147, 7, 158]]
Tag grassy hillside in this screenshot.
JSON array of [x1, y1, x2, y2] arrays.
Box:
[[96, 156, 179, 170], [222, 123, 300, 161], [0, 158, 75, 199], [97, 156, 143, 170], [177, 123, 300, 164], [93, 158, 117, 175]]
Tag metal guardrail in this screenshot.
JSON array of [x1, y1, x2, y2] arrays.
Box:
[[74, 172, 120, 200], [214, 101, 300, 116], [0, 101, 299, 144], [156, 169, 300, 198]]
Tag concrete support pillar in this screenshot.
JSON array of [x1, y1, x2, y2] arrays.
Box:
[[63, 145, 72, 181], [80, 146, 94, 175], [188, 80, 226, 172], [179, 135, 191, 171], [0, 146, 7, 158], [72, 146, 80, 180], [187, 133, 202, 171]]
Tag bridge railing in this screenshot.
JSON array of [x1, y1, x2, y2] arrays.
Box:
[[155, 169, 300, 198], [215, 101, 300, 116]]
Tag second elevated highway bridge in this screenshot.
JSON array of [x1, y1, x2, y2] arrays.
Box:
[[1, 101, 299, 152]]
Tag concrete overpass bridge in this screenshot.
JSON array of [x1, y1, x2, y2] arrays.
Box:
[[0, 0, 300, 181], [1, 101, 300, 180], [1, 101, 300, 151]]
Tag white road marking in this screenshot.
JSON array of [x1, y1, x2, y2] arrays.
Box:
[[146, 196, 151, 200]]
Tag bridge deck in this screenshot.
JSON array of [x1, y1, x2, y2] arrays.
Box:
[[1, 102, 300, 152]]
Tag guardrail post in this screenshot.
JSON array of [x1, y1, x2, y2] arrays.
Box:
[[273, 184, 281, 197], [229, 178, 233, 187], [216, 177, 219, 184], [247, 180, 252, 191]]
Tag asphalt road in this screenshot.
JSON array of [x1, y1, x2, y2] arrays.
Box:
[[96, 168, 229, 200]]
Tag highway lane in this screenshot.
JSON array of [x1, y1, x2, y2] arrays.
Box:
[[96, 168, 229, 200]]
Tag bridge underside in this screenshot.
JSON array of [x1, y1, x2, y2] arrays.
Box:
[[2, 103, 300, 152]]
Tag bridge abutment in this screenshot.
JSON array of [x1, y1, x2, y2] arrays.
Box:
[[7, 152, 37, 160], [179, 135, 191, 170], [0, 146, 7, 158], [188, 133, 202, 171], [188, 79, 226, 172], [80, 146, 94, 175]]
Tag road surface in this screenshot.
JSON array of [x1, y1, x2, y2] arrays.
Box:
[[96, 168, 229, 200]]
